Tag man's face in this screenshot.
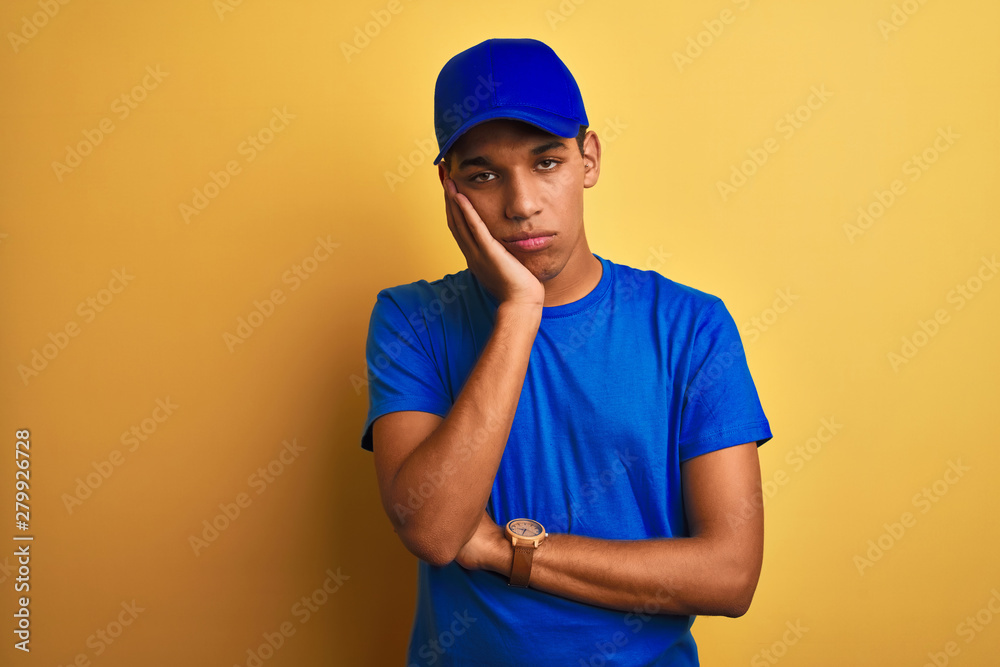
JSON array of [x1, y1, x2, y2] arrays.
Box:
[[438, 119, 600, 283]]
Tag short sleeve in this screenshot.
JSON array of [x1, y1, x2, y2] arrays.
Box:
[[359, 289, 452, 452], [678, 299, 772, 462]]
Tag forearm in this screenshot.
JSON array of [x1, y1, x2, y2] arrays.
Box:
[[391, 302, 541, 564], [483, 532, 755, 618]]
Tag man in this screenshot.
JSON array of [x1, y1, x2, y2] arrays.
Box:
[[359, 38, 773, 666]]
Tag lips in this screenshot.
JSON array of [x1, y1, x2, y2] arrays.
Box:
[[504, 231, 555, 242], [505, 233, 555, 252]]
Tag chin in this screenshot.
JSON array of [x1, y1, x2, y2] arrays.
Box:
[[521, 255, 562, 283]]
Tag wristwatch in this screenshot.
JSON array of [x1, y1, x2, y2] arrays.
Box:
[[504, 518, 548, 588]]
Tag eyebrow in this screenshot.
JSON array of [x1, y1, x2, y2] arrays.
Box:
[[456, 141, 569, 172]]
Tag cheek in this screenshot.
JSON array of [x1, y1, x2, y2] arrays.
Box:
[[460, 192, 508, 239], [543, 171, 582, 209], [552, 166, 579, 188], [464, 192, 500, 225]]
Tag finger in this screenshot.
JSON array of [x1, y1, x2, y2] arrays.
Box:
[[446, 179, 480, 253], [453, 190, 516, 272], [443, 178, 458, 237], [444, 183, 483, 282], [443, 178, 465, 247], [451, 187, 493, 251]]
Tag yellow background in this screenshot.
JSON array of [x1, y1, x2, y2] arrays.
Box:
[[2, 0, 999, 665]]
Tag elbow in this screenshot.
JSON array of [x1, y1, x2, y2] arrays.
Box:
[[384, 497, 453, 567], [711, 538, 762, 618], [654, 564, 756, 618], [720, 570, 759, 618], [693, 548, 759, 617], [393, 521, 460, 568], [411, 540, 459, 569], [386, 499, 481, 568], [722, 596, 752, 619]]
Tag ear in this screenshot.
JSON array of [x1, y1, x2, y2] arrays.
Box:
[[438, 161, 449, 186], [582, 131, 601, 189]]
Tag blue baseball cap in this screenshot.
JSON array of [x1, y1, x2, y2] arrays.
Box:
[[433, 38, 589, 166]]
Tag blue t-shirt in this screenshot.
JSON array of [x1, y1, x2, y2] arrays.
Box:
[[360, 253, 772, 666]]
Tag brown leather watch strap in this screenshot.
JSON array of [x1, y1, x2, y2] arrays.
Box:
[[509, 544, 534, 587]]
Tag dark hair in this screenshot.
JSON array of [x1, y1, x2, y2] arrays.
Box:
[[443, 124, 589, 171], [572, 124, 589, 157]]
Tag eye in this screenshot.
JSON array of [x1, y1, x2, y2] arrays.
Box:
[[467, 160, 560, 184], [469, 171, 496, 184]]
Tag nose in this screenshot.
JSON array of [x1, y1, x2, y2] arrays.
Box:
[[503, 169, 543, 222]]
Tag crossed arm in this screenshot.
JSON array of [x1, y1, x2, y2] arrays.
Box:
[[456, 441, 765, 618]]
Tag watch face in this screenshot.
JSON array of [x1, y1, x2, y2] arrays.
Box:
[[507, 519, 543, 538]]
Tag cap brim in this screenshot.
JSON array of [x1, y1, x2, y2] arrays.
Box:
[[433, 108, 581, 165]]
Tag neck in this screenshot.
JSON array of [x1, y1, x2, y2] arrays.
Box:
[[541, 247, 603, 308]]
